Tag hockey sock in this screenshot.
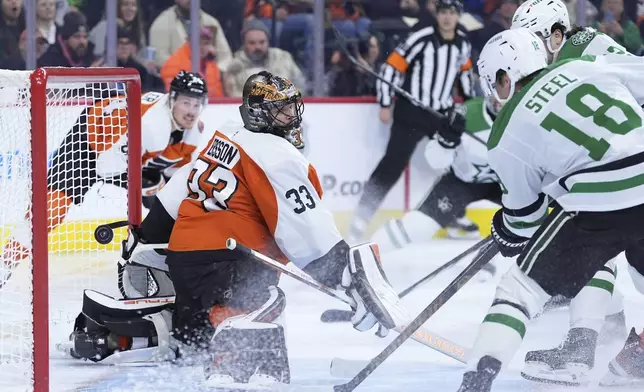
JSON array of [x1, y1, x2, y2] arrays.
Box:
[[370, 211, 441, 253], [570, 260, 617, 333]]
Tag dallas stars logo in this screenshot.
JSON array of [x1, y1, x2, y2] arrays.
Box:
[[472, 163, 499, 183], [571, 30, 594, 46], [437, 197, 453, 213]]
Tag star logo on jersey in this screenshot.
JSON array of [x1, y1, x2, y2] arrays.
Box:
[[472, 163, 499, 183], [571, 30, 595, 46], [438, 197, 453, 213]]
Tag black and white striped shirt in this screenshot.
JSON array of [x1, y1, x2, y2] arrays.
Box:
[[377, 26, 473, 110]]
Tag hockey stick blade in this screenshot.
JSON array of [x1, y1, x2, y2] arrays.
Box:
[[333, 237, 498, 392], [226, 238, 470, 363], [321, 236, 490, 324], [321, 309, 352, 323]]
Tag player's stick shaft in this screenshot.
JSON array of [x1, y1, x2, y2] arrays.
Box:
[[333, 238, 498, 392], [226, 238, 470, 363]]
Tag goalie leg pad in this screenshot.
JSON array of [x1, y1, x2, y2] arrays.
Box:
[[118, 262, 175, 298], [205, 286, 290, 384], [70, 290, 175, 363]]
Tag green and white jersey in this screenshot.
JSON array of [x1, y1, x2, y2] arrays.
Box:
[[557, 27, 630, 61], [452, 97, 496, 184], [488, 54, 644, 238]]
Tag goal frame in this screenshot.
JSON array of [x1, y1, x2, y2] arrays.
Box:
[[29, 67, 142, 391]]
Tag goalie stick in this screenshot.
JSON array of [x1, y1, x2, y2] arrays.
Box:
[[333, 237, 498, 392], [225, 239, 470, 363], [331, 27, 486, 147], [320, 238, 489, 323]]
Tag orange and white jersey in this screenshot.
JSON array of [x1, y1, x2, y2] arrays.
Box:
[[139, 92, 203, 177], [167, 121, 343, 269], [89, 92, 203, 179]]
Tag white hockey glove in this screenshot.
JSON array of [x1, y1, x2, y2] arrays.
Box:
[[424, 137, 456, 171], [341, 242, 402, 338]]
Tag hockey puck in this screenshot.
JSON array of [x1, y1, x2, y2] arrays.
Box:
[[94, 224, 115, 245], [320, 309, 352, 323]]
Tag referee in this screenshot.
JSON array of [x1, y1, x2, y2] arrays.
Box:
[[347, 0, 474, 242]]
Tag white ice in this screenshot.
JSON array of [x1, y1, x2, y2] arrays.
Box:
[[11, 240, 644, 391]]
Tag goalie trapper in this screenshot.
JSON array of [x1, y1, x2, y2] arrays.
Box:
[[68, 290, 176, 364]]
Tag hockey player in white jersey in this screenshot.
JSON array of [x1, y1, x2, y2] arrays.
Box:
[[370, 96, 502, 251], [457, 28, 644, 392], [66, 71, 402, 387], [511, 0, 644, 385]]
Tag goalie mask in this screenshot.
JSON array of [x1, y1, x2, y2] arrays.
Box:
[[239, 71, 305, 149]]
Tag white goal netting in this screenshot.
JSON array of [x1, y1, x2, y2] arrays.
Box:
[[0, 69, 139, 391]]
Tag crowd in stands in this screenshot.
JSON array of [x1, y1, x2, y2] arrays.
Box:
[[0, 0, 641, 97]]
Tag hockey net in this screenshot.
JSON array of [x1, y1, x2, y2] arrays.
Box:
[[0, 68, 141, 391]]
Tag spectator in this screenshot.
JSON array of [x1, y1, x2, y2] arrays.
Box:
[[0, 28, 48, 70], [244, 0, 286, 43], [55, 0, 72, 25], [117, 25, 163, 92], [149, 0, 232, 70], [565, 0, 599, 25], [476, 0, 519, 52], [326, 32, 380, 96], [0, 0, 25, 63], [329, 1, 372, 38], [37, 0, 59, 45], [595, 0, 642, 53], [39, 11, 103, 67], [160, 26, 225, 99], [90, 0, 146, 60], [224, 19, 305, 97]]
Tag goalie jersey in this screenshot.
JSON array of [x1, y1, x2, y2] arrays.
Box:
[[488, 55, 644, 239], [167, 121, 343, 269], [452, 97, 496, 184]]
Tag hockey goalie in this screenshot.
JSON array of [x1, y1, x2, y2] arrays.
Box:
[[1, 70, 208, 286], [66, 71, 402, 386]]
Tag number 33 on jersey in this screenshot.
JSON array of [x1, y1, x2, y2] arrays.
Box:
[[168, 122, 343, 269]]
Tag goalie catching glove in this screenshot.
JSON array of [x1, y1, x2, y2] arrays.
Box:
[[491, 209, 530, 257]]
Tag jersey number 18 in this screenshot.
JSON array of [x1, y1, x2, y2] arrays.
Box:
[[540, 83, 642, 161]]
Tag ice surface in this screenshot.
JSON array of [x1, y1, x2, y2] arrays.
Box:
[[37, 240, 644, 391]]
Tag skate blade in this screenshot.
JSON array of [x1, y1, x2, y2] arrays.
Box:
[[599, 369, 644, 387], [521, 363, 590, 387], [202, 380, 286, 391]]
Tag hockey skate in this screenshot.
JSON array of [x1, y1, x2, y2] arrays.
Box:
[[446, 217, 480, 240], [521, 327, 596, 386], [456, 355, 501, 392], [599, 328, 644, 387], [598, 310, 627, 346]]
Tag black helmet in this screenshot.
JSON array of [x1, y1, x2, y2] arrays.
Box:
[[436, 0, 463, 13], [239, 71, 305, 149], [170, 70, 208, 101]]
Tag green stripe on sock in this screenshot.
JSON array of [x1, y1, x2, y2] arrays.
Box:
[[483, 313, 526, 338], [587, 278, 615, 294]]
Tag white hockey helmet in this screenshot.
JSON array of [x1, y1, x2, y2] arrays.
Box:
[[511, 0, 571, 53], [477, 28, 548, 104]]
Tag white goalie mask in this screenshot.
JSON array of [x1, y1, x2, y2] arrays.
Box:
[[511, 0, 571, 54], [477, 28, 548, 104]]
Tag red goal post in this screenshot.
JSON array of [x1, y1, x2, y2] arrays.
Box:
[[0, 67, 142, 392]]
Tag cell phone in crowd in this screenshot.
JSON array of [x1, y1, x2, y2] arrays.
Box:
[[603, 11, 616, 23]]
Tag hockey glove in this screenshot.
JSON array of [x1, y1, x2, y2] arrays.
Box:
[[438, 104, 467, 149], [142, 168, 166, 209], [491, 209, 530, 258], [341, 243, 401, 338]]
